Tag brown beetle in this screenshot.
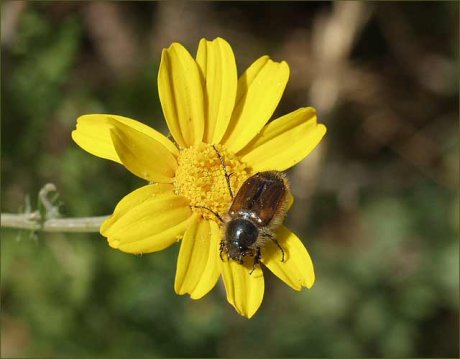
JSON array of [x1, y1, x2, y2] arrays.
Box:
[[198, 146, 289, 274]]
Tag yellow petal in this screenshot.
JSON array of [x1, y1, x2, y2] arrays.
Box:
[[238, 107, 327, 172], [101, 190, 193, 254], [262, 226, 315, 290], [175, 218, 221, 299], [221, 258, 265, 319], [71, 114, 179, 163], [221, 56, 290, 153], [158, 43, 205, 147], [196, 37, 237, 144], [101, 183, 174, 232], [190, 220, 222, 299], [110, 120, 177, 183]]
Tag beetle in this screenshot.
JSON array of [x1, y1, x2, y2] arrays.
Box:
[[197, 146, 289, 274]]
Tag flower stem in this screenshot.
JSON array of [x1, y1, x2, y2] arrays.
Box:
[[1, 212, 108, 233]]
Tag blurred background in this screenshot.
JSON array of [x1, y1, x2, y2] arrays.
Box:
[[1, 1, 458, 357]]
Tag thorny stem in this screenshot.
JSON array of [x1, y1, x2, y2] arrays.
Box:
[[1, 183, 108, 233]]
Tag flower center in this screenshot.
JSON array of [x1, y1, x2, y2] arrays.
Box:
[[174, 143, 251, 222]]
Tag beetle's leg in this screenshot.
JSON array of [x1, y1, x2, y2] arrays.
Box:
[[270, 237, 285, 262], [212, 144, 234, 199], [219, 240, 226, 261], [249, 247, 261, 275]]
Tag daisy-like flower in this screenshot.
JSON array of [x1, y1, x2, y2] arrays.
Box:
[[72, 37, 326, 318]]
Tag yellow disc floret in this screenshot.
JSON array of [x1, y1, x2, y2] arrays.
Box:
[[174, 143, 251, 222]]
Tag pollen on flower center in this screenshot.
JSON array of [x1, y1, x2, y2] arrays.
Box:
[[174, 143, 251, 222]]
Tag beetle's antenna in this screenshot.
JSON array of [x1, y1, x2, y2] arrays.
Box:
[[212, 144, 234, 199], [193, 205, 225, 223]]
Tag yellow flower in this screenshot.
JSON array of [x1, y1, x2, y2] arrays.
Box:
[[72, 37, 326, 318]]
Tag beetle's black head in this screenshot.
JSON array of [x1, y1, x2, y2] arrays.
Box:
[[225, 218, 259, 261]]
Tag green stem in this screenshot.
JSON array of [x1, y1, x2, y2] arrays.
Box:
[[0, 213, 108, 233]]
